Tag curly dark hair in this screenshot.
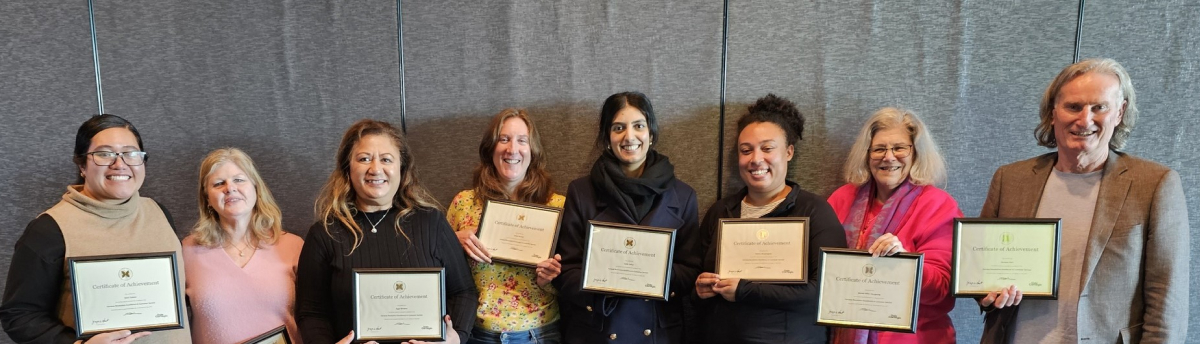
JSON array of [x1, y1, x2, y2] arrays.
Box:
[[736, 94, 805, 147]]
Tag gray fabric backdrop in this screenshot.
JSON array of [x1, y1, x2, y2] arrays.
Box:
[[1, 1, 1196, 343]]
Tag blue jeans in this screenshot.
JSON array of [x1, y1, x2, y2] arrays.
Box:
[[466, 322, 561, 344]]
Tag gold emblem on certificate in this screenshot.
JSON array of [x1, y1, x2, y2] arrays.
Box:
[[477, 200, 563, 267], [952, 218, 1061, 298], [816, 248, 923, 333], [243, 325, 291, 344], [353, 268, 446, 342], [581, 221, 677, 300], [715, 217, 808, 283], [67, 251, 185, 338]]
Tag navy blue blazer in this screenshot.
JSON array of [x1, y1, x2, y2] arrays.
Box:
[[553, 176, 702, 344]]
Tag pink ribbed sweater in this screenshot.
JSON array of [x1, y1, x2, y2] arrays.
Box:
[[182, 233, 304, 344]]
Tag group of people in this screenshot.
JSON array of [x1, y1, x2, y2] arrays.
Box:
[[0, 58, 1186, 344]]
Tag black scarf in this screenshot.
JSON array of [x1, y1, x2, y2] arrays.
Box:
[[589, 150, 676, 222]]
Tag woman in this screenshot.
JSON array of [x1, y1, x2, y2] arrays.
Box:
[[692, 94, 847, 344], [446, 109, 565, 344], [182, 148, 303, 344], [552, 92, 701, 344], [294, 119, 478, 344], [0, 114, 191, 344], [826, 107, 961, 344]]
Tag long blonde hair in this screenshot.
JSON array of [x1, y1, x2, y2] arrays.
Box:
[[191, 148, 284, 248], [843, 107, 947, 187], [314, 119, 439, 253]]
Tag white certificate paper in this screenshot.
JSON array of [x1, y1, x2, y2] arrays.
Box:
[[953, 219, 1060, 298], [477, 200, 563, 266], [716, 218, 807, 283], [69, 253, 183, 337], [581, 221, 676, 300], [354, 268, 445, 341], [817, 249, 922, 333]]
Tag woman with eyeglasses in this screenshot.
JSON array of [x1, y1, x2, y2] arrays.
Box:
[[826, 108, 961, 344], [182, 148, 304, 344], [0, 114, 192, 344]]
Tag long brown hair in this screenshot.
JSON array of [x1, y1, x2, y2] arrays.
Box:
[[473, 109, 553, 204], [314, 119, 439, 252], [191, 148, 284, 248]]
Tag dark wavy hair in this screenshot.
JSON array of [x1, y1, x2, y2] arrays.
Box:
[[736, 94, 805, 157], [595, 91, 659, 150], [72, 114, 145, 183], [314, 119, 439, 253]]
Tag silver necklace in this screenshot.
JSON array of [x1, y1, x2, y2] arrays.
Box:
[[364, 209, 390, 233]]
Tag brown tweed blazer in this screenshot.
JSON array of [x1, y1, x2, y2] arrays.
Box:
[[978, 151, 1189, 344]]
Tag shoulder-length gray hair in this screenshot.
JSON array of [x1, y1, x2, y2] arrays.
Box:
[[843, 107, 947, 186], [1036, 58, 1137, 150]]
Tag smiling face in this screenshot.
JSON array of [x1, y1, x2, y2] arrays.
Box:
[[869, 126, 914, 194], [1053, 71, 1125, 160], [79, 128, 145, 203], [608, 106, 652, 174], [738, 122, 793, 198], [349, 134, 402, 211], [493, 117, 531, 190], [205, 162, 258, 224]]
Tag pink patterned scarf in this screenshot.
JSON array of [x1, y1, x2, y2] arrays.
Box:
[[831, 179, 924, 344]]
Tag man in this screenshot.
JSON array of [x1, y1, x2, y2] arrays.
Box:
[[977, 58, 1188, 343]]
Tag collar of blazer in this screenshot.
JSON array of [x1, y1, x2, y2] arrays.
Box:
[[1025, 150, 1133, 292]]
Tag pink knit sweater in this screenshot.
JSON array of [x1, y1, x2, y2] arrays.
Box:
[[182, 233, 304, 344]]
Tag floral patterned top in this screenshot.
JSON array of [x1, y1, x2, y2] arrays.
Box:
[[446, 190, 565, 332]]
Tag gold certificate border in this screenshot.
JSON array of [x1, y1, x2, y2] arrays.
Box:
[[951, 218, 1062, 299], [242, 325, 292, 344], [477, 199, 564, 267], [815, 248, 923, 333], [715, 217, 809, 284], [580, 220, 677, 301], [352, 267, 446, 342], [67, 251, 185, 339]]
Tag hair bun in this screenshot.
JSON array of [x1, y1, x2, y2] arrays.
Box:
[[740, 93, 805, 144]]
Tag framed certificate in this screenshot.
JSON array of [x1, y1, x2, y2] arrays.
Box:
[[242, 325, 291, 344], [816, 248, 923, 333], [581, 221, 677, 300], [477, 199, 563, 267], [952, 218, 1061, 299], [353, 268, 446, 342], [67, 251, 184, 338], [715, 217, 808, 283]]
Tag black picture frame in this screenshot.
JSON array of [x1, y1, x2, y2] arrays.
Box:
[[816, 248, 923, 333], [477, 199, 564, 267], [580, 220, 677, 301], [951, 218, 1062, 299], [67, 251, 185, 339], [352, 267, 446, 343], [715, 217, 809, 284]]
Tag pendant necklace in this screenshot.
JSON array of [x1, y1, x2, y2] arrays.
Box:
[[365, 209, 390, 233], [230, 241, 254, 257]]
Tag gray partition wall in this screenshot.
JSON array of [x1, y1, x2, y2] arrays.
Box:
[[1, 1, 1198, 343], [401, 0, 725, 209]]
